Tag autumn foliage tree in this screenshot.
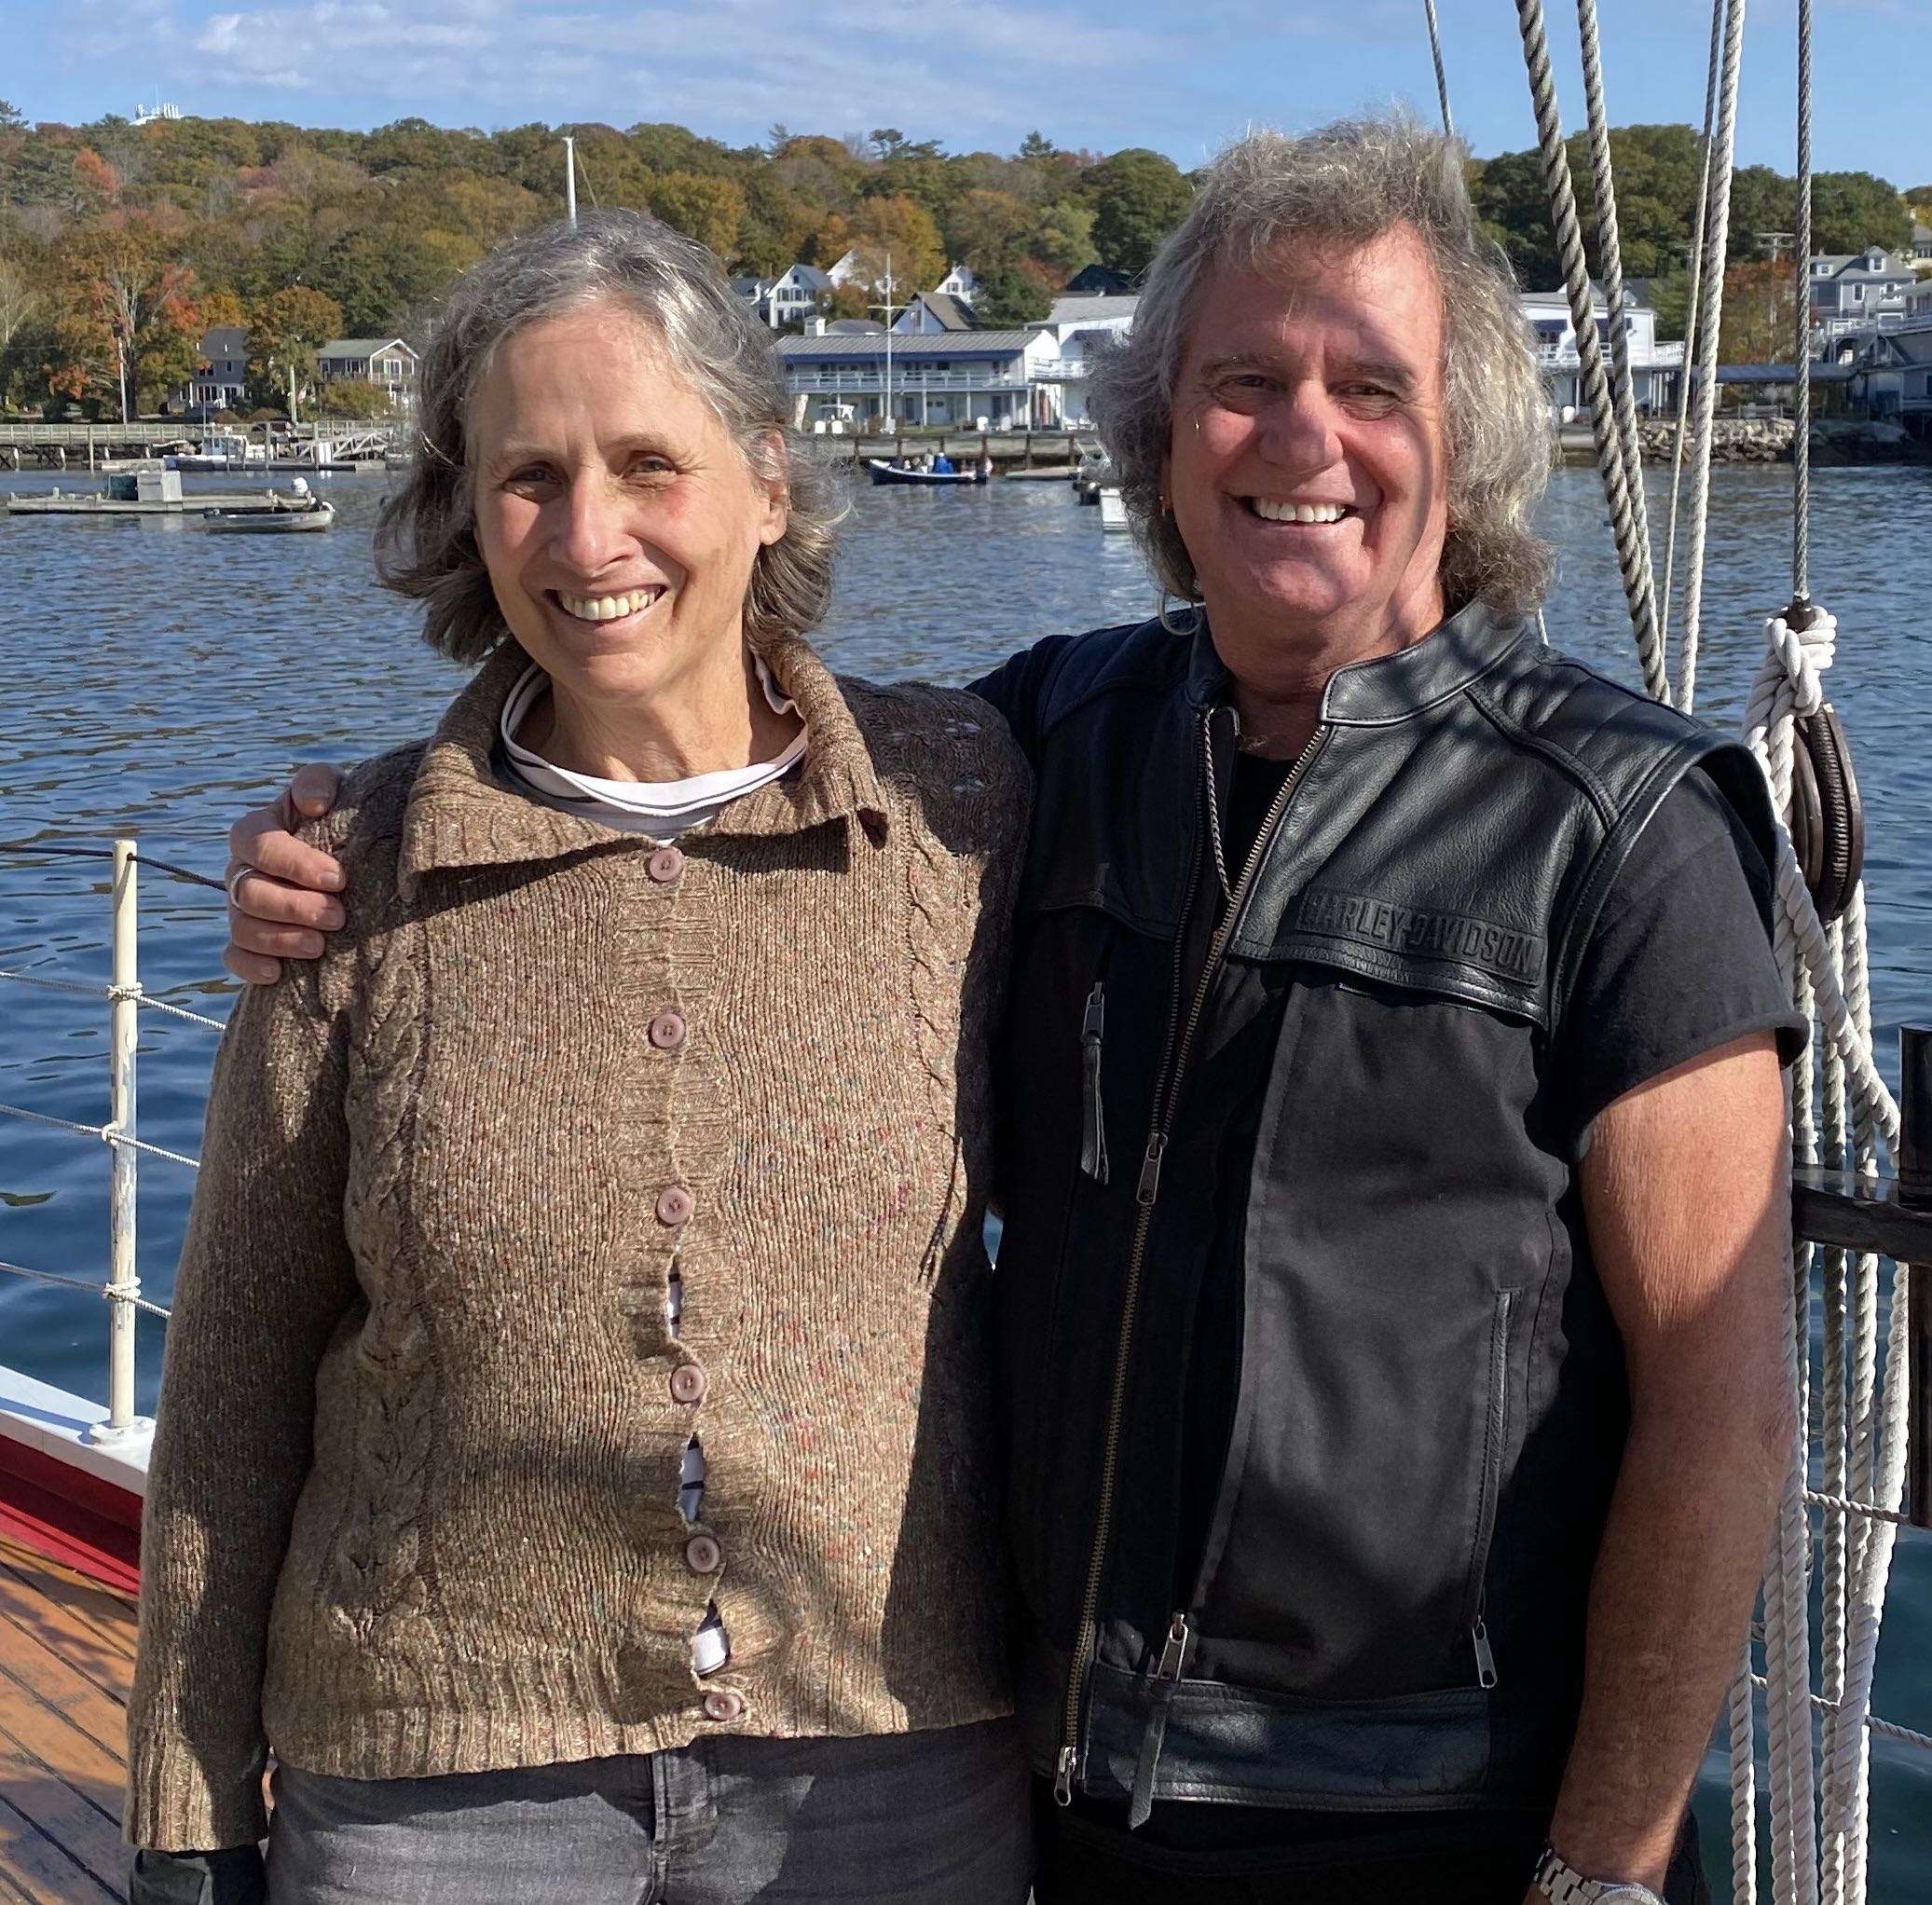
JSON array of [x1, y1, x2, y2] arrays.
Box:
[[246, 283, 344, 408], [51, 219, 202, 417], [1719, 260, 1802, 368]]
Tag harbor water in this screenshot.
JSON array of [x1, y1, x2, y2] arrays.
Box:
[[2, 462, 1928, 1886]]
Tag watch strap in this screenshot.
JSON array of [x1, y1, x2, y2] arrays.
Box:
[[1534, 1844, 1665, 1905]]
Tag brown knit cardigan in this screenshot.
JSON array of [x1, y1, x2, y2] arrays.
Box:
[[126, 638, 1031, 1850]]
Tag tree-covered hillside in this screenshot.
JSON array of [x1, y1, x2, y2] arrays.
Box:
[[0, 105, 1917, 418]]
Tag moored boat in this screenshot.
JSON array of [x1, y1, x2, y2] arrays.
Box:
[[200, 499, 336, 532], [866, 458, 987, 487]]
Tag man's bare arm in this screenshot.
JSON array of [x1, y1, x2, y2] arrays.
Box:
[[224, 764, 347, 983], [1534, 1030, 1793, 1895]]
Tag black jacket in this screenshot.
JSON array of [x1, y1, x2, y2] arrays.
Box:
[[973, 602, 1782, 1820]]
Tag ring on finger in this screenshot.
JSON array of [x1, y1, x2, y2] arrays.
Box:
[[226, 865, 253, 909]]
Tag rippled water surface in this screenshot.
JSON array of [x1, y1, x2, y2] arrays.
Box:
[[2, 462, 1928, 1886]]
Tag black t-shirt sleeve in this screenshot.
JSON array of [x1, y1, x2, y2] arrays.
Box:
[[1555, 767, 1809, 1157], [967, 634, 1081, 765]]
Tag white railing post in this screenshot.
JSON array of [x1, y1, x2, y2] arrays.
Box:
[[88, 836, 150, 1443]]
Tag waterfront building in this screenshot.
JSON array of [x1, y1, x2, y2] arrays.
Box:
[[1809, 247, 1919, 348], [1911, 224, 1931, 262], [731, 276, 774, 324], [764, 264, 832, 331], [1521, 286, 1684, 418], [776, 328, 1062, 429], [1062, 263, 1135, 296], [317, 337, 419, 410], [1027, 294, 1138, 424], [892, 291, 977, 335], [170, 326, 250, 417], [1848, 324, 1932, 440]]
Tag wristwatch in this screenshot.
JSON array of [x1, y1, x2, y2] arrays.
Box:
[[1533, 1844, 1666, 1905]]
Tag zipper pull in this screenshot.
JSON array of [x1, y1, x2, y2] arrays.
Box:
[[1079, 983, 1110, 1184], [1156, 1611, 1191, 1680], [1136, 1131, 1167, 1206], [1053, 1745, 1076, 1807], [1472, 1614, 1498, 1690]]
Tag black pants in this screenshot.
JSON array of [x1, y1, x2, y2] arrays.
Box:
[[1032, 1784, 1712, 1905]]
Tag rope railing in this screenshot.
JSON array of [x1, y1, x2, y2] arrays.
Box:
[[0, 1100, 200, 1169], [0, 966, 226, 1031], [0, 1257, 172, 1321], [0, 837, 226, 1441]]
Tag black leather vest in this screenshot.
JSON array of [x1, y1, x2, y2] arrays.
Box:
[[980, 602, 1780, 1815]]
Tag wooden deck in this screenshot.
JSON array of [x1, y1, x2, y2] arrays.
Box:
[[0, 1530, 133, 1902]]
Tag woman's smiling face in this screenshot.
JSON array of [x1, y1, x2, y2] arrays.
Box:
[[469, 300, 786, 706], [1165, 225, 1451, 661]]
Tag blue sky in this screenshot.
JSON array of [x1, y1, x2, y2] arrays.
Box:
[[10, 0, 1930, 186]]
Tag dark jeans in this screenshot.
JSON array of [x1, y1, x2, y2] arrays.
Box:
[[254, 1720, 1031, 1905], [1032, 1782, 1712, 1905]]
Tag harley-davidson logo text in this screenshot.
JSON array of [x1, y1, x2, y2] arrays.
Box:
[[1298, 890, 1544, 982]]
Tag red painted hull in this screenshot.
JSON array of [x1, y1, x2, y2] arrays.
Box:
[[0, 1430, 141, 1595]]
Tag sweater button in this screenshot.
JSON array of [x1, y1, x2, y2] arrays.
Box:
[[703, 1688, 744, 1723], [669, 1362, 708, 1405], [655, 1185, 693, 1227], [685, 1533, 722, 1574], [648, 846, 685, 884], [649, 1009, 688, 1051]]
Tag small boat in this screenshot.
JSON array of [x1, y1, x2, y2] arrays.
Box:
[[1097, 487, 1131, 534], [201, 499, 336, 533], [866, 459, 988, 487]]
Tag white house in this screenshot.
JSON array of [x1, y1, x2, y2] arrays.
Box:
[[764, 265, 831, 331], [1026, 294, 1138, 424], [1809, 247, 1919, 347], [776, 328, 1063, 429], [1910, 224, 1931, 262], [933, 263, 978, 304], [317, 337, 418, 409], [1520, 287, 1683, 418]]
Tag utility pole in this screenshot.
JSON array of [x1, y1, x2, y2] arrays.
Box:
[[564, 136, 578, 228], [869, 253, 905, 433]]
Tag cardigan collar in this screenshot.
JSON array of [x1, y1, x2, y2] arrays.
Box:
[[396, 636, 891, 899]]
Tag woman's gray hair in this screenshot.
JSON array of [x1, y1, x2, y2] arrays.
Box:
[[377, 209, 840, 662], [1089, 115, 1553, 622]]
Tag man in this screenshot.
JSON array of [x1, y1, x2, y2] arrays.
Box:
[[225, 118, 1801, 1905]]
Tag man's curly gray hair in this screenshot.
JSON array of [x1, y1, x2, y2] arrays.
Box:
[[377, 209, 840, 663], [1088, 115, 1553, 622]]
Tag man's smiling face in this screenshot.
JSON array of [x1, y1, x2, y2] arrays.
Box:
[[1165, 224, 1451, 663]]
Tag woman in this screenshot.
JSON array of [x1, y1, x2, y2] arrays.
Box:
[[128, 211, 1033, 1904]]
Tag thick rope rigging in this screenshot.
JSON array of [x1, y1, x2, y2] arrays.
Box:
[[1661, 0, 1729, 689], [1675, 0, 1749, 713], [1420, 0, 1454, 137], [1512, 0, 1668, 700]]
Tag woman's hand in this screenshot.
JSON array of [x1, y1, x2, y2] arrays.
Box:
[[225, 765, 348, 984]]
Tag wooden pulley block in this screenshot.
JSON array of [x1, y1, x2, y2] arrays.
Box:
[[1787, 701, 1865, 925]]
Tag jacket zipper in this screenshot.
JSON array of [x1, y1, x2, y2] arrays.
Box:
[[1054, 711, 1331, 1807], [1125, 1610, 1193, 1828], [1079, 983, 1110, 1184], [1465, 1288, 1514, 1689]]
